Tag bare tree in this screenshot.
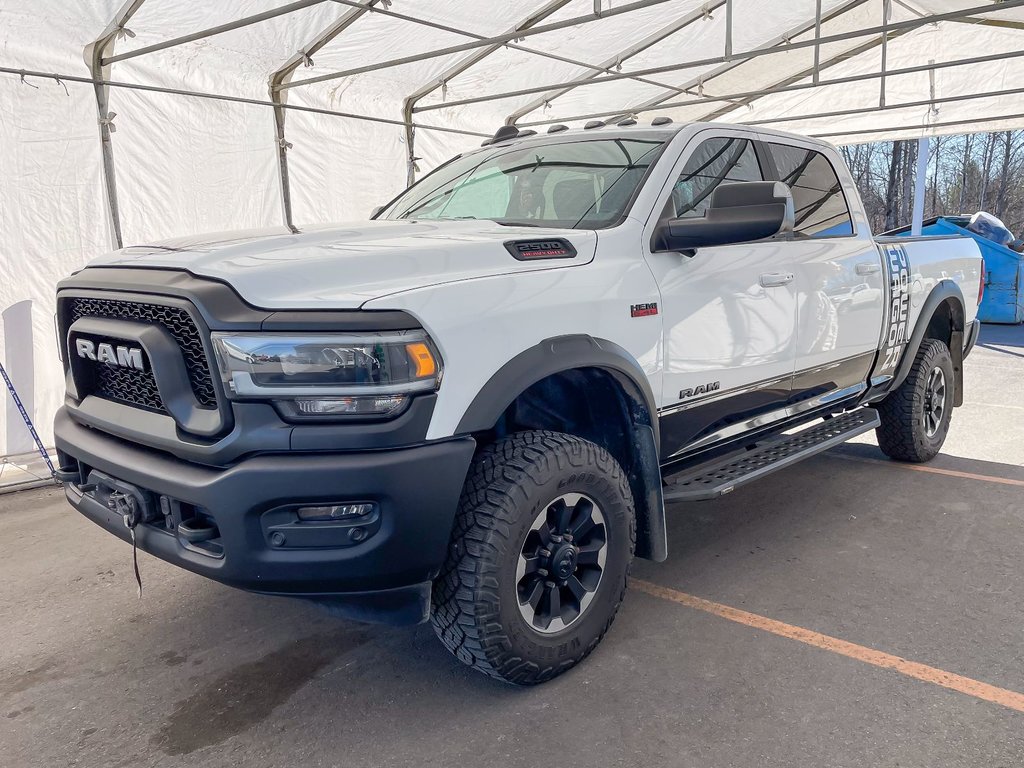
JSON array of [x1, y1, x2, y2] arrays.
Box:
[[840, 129, 1024, 235]]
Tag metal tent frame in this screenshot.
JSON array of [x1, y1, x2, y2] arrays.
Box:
[[57, 0, 1024, 246]]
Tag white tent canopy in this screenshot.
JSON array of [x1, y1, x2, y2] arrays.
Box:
[[1, 0, 1023, 460]]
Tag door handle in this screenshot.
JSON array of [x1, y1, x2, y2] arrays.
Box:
[[759, 272, 795, 288], [855, 261, 881, 276]]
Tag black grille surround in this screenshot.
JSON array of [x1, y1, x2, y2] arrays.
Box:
[[65, 296, 218, 412]]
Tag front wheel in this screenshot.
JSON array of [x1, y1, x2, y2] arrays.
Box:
[[431, 430, 635, 685], [874, 339, 955, 462]]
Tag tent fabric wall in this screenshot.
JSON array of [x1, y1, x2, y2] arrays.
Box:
[[1, 0, 1023, 459]]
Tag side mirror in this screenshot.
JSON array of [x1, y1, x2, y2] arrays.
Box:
[[369, 205, 385, 219], [655, 181, 795, 252]]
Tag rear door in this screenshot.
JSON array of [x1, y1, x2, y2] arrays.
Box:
[[642, 130, 798, 460], [760, 139, 884, 405]]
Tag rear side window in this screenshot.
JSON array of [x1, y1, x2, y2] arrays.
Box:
[[664, 136, 764, 219], [766, 143, 854, 238]]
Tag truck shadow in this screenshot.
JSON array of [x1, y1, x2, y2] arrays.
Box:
[[977, 322, 1024, 352]]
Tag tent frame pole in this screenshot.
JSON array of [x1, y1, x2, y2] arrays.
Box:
[[0, 67, 489, 137], [400, 0, 574, 186], [280, 0, 677, 92], [268, 0, 382, 232], [102, 0, 330, 65], [505, 1, 726, 126], [812, 0, 822, 83], [326, 0, 685, 93], [84, 0, 147, 249], [740, 85, 1024, 128], [515, 47, 1024, 128], [911, 136, 930, 236], [591, 0, 871, 127], [410, 0, 1024, 114]]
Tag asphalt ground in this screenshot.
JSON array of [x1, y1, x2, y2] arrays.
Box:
[[2, 324, 1022, 768]]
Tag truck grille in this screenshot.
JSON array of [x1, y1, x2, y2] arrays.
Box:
[[66, 297, 218, 410]]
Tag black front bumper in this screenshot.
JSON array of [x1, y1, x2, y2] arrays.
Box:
[[54, 407, 476, 625]]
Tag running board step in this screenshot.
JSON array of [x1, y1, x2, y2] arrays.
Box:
[[662, 408, 880, 503]]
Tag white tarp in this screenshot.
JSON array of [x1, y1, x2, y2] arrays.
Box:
[[1, 0, 1023, 457]]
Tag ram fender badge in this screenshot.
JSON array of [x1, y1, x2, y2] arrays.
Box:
[[679, 381, 720, 399]]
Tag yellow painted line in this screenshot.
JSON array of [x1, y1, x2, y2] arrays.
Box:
[[826, 452, 1024, 488], [632, 578, 1024, 714]]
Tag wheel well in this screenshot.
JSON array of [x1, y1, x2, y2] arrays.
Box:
[[474, 367, 664, 560], [922, 297, 964, 349]]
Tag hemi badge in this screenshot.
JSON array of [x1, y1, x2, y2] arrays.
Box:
[[630, 302, 658, 318]]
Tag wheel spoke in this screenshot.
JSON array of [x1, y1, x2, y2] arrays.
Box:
[[566, 575, 589, 602], [522, 577, 544, 610], [550, 498, 573, 534], [520, 554, 542, 577], [535, 523, 553, 548], [576, 541, 603, 566], [569, 498, 596, 540], [544, 584, 561, 627]]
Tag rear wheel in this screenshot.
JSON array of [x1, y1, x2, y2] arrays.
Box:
[[874, 339, 954, 462], [431, 430, 635, 685]]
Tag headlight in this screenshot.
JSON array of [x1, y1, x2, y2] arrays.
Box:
[[210, 331, 442, 418]]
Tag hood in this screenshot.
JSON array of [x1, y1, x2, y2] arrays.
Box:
[[89, 220, 597, 309]]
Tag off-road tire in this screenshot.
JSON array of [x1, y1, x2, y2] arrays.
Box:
[[874, 339, 954, 462], [431, 430, 635, 685]]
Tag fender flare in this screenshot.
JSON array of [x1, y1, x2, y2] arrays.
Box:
[[892, 280, 966, 403], [456, 335, 659, 443], [456, 335, 668, 562]]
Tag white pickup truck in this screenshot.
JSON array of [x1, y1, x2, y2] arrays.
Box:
[[54, 120, 983, 685]]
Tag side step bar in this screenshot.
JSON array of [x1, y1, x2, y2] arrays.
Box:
[[662, 408, 881, 503]]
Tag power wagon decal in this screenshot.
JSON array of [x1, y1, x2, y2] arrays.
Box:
[[879, 244, 911, 372]]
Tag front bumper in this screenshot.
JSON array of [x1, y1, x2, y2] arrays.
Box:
[[54, 407, 475, 625]]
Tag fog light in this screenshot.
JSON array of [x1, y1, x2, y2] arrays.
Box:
[[296, 502, 376, 522], [292, 395, 406, 416]]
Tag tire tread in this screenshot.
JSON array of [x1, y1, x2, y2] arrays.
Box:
[[431, 430, 635, 685], [874, 339, 953, 463]]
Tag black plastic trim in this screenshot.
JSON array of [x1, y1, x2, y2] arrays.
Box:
[[55, 407, 476, 615], [455, 335, 665, 561], [58, 267, 422, 330], [58, 288, 236, 438], [893, 281, 966, 390], [456, 335, 658, 444], [68, 317, 224, 437], [963, 318, 981, 359]]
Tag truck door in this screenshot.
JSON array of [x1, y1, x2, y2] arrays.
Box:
[[759, 140, 884, 403], [642, 131, 798, 461]]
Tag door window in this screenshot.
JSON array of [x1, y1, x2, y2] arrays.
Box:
[[766, 143, 854, 238], [663, 137, 764, 220]]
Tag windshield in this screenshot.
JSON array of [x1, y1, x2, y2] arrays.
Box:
[[380, 137, 665, 229]]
